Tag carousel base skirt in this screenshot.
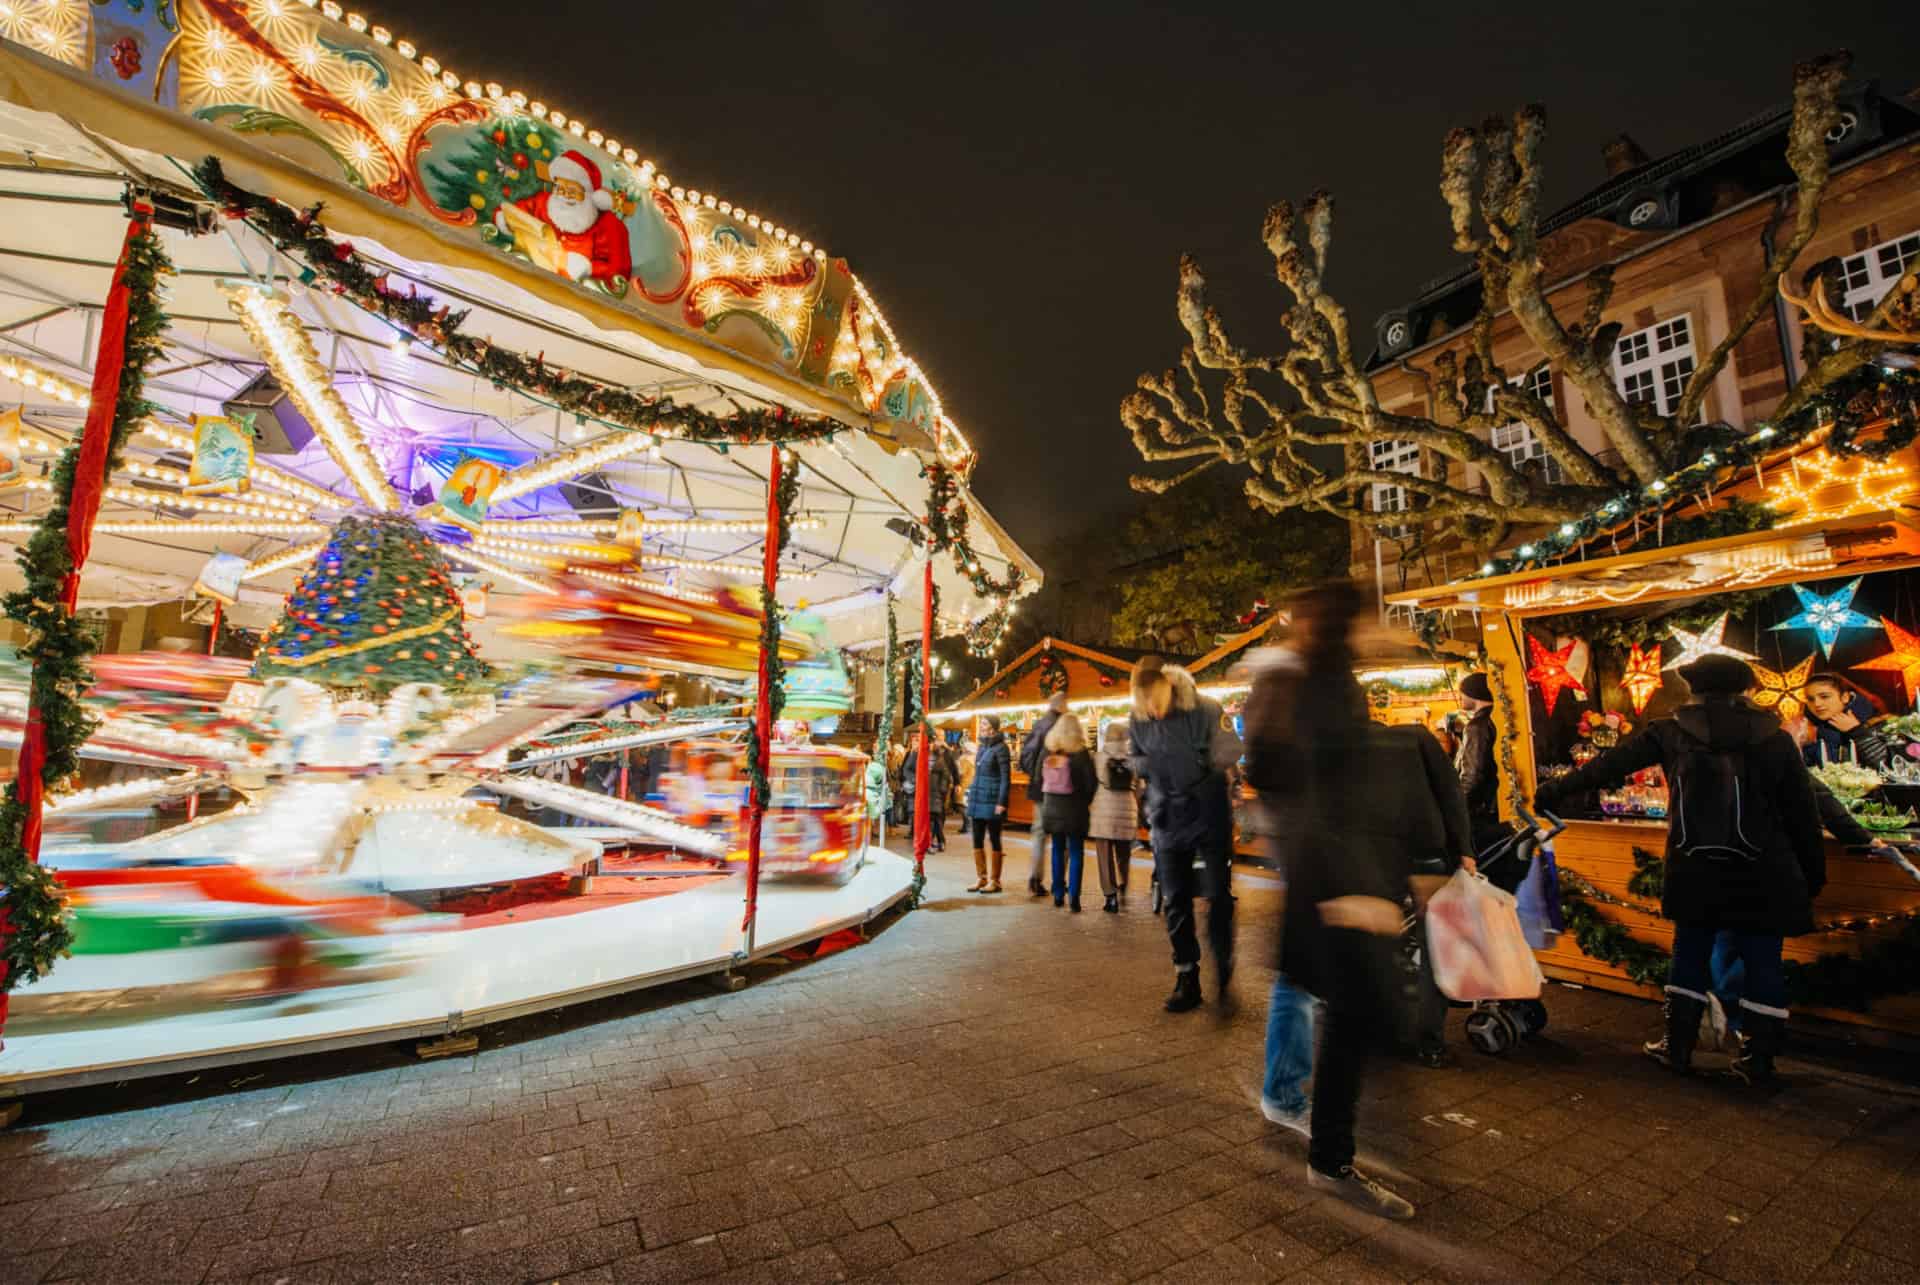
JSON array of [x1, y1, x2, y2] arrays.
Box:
[[0, 848, 913, 1094]]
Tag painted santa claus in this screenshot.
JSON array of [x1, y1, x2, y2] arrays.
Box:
[[497, 150, 632, 284]]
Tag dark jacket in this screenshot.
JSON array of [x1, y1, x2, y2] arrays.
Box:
[[1246, 654, 1414, 997], [901, 744, 956, 806], [1536, 697, 1825, 936], [1812, 777, 1873, 847], [1129, 700, 1220, 853], [1037, 748, 1098, 836], [1455, 706, 1498, 828], [1389, 724, 1473, 877], [965, 733, 1012, 820], [1020, 710, 1063, 802]]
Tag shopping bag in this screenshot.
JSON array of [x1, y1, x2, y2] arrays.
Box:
[[1514, 841, 1563, 950], [1425, 867, 1543, 1001]]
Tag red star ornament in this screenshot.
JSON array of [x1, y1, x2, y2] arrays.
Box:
[[1620, 642, 1662, 714], [1526, 635, 1588, 717], [1852, 618, 1920, 705]]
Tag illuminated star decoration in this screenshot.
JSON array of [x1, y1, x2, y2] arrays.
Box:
[[1664, 613, 1758, 670], [1853, 618, 1920, 705], [1620, 642, 1663, 714], [1769, 577, 1879, 659], [1526, 635, 1588, 717], [1749, 654, 1815, 723]]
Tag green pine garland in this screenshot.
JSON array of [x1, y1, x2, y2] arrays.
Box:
[[921, 459, 1024, 656], [1472, 363, 1920, 579], [1626, 845, 1666, 900], [193, 158, 844, 451], [0, 218, 171, 991], [1553, 588, 1773, 651], [746, 460, 803, 814]]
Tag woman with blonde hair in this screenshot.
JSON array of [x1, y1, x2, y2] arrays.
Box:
[[1130, 656, 1239, 1011], [1038, 711, 1098, 911]]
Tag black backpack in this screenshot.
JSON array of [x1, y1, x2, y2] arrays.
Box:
[[1104, 756, 1134, 793], [1671, 732, 1764, 864]]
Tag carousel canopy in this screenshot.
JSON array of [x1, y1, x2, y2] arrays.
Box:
[[0, 3, 1038, 655]]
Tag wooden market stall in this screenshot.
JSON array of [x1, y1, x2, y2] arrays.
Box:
[[1388, 508, 1920, 1036]]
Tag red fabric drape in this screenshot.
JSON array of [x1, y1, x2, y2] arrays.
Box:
[[0, 208, 148, 1038], [912, 557, 933, 875], [741, 446, 783, 941]]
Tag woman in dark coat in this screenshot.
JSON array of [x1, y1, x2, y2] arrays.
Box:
[[1038, 713, 1098, 911], [964, 716, 1012, 894], [1243, 581, 1418, 1220], [1536, 654, 1824, 1083]]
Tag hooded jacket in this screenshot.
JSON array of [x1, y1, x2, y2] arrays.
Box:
[[964, 732, 1011, 820], [1129, 669, 1233, 853], [1455, 705, 1499, 829], [1536, 696, 1825, 935], [1090, 724, 1140, 841]]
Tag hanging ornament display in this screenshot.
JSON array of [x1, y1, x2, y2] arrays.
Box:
[[1769, 578, 1879, 659], [1853, 619, 1920, 705], [615, 508, 645, 547], [1749, 654, 1815, 723], [1663, 613, 1758, 669], [192, 551, 248, 605], [437, 455, 505, 530], [1525, 635, 1587, 717], [1619, 642, 1663, 714], [0, 408, 24, 492], [185, 412, 255, 495]]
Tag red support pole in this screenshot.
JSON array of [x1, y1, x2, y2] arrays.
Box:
[[0, 207, 149, 1042], [206, 601, 222, 656], [742, 446, 783, 950], [913, 555, 933, 879], [618, 747, 631, 801]]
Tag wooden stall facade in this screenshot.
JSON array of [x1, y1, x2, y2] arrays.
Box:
[[1391, 508, 1920, 1035]]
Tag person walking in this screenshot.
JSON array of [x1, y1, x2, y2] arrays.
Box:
[[1019, 692, 1070, 896], [1130, 656, 1238, 1012], [1038, 712, 1098, 911], [964, 716, 1012, 893], [1535, 653, 1825, 1084], [1243, 581, 1419, 1220], [1089, 721, 1139, 912]]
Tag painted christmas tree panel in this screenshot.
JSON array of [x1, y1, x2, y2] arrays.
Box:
[[254, 515, 488, 693]]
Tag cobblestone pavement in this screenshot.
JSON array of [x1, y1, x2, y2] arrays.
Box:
[[3, 842, 1918, 1284]]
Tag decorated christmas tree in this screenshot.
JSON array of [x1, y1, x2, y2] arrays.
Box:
[[253, 515, 488, 692]]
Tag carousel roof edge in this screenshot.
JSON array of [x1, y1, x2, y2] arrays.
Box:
[[1384, 508, 1920, 612], [0, 16, 970, 463]]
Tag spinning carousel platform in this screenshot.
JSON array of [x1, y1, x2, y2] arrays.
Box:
[[0, 848, 915, 1095]]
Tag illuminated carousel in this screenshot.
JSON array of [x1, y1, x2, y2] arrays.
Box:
[[0, 1, 1038, 1092]]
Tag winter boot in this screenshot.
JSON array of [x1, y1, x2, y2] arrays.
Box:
[[985, 850, 1004, 894], [1645, 992, 1706, 1073], [1727, 1011, 1785, 1086], [967, 849, 988, 894], [1164, 967, 1203, 1013]]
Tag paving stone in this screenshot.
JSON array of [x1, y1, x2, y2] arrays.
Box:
[[8, 842, 1917, 1285]]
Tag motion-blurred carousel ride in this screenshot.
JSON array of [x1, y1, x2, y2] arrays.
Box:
[[0, 1, 1036, 1089]]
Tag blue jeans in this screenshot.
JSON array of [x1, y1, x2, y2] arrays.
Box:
[[1263, 974, 1316, 1112], [1671, 921, 1787, 1018], [1050, 832, 1084, 901], [1710, 931, 1746, 1032]]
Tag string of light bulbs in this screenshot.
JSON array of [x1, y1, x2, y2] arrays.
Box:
[[221, 281, 399, 512]]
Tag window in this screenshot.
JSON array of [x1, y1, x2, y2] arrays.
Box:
[[1369, 439, 1421, 540], [1838, 231, 1920, 320], [1612, 315, 1696, 418], [1488, 364, 1562, 485]]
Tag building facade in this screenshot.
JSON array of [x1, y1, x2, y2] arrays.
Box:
[[1352, 81, 1920, 596]]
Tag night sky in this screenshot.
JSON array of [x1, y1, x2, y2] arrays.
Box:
[[402, 2, 1920, 553]]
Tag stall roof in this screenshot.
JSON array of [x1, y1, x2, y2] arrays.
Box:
[[1385, 509, 1920, 618]]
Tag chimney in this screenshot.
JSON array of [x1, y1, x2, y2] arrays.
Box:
[[1602, 134, 1652, 177]]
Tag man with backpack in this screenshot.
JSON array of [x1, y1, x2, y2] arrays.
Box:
[[1534, 653, 1825, 1084]]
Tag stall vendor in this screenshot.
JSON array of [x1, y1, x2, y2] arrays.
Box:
[[1802, 673, 1900, 768]]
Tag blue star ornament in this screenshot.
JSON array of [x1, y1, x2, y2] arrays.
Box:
[[1770, 578, 1879, 658]]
